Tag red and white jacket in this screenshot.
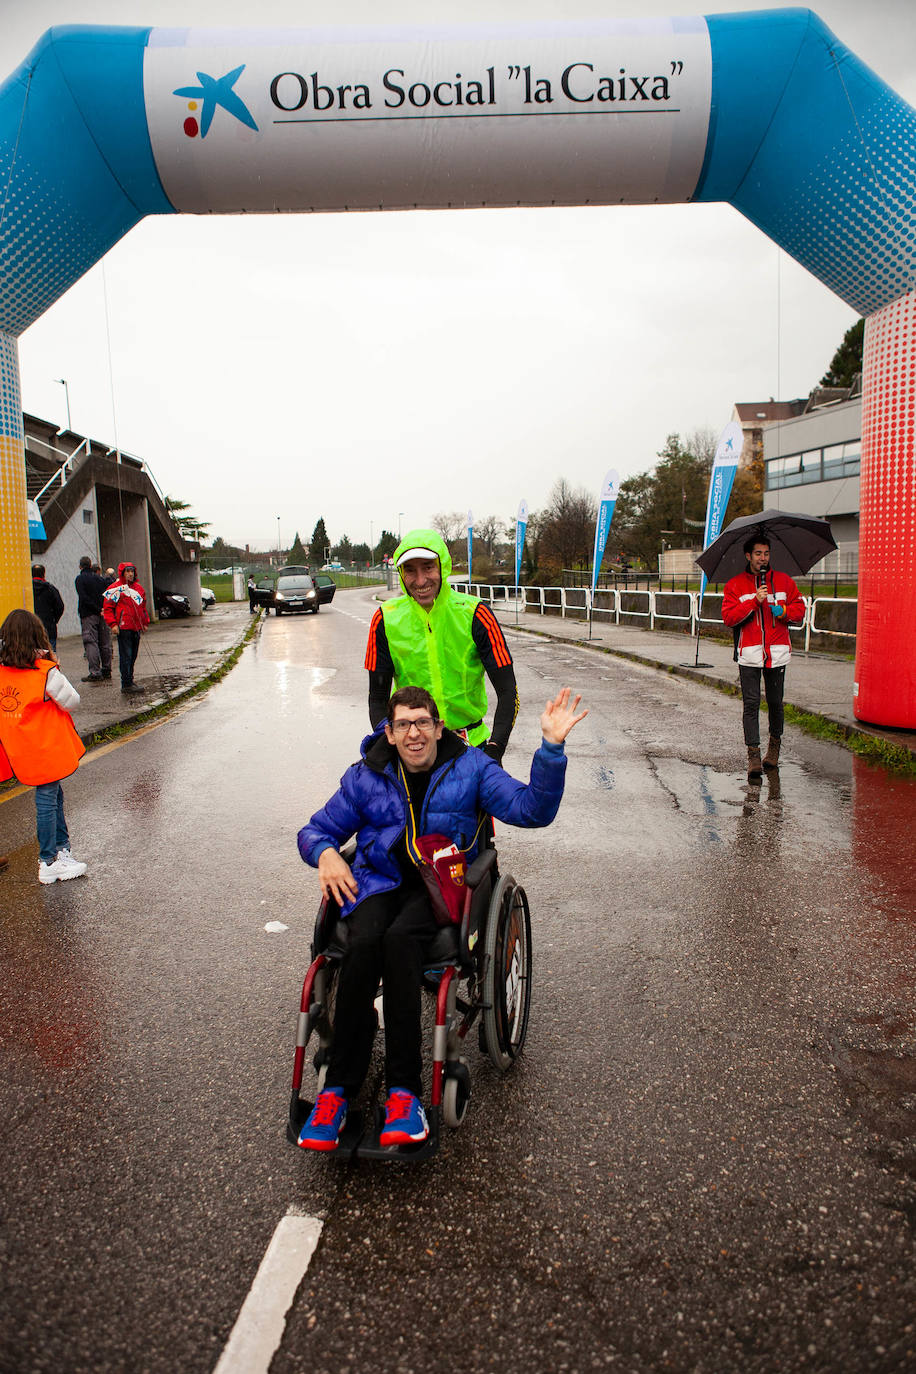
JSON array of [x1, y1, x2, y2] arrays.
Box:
[[102, 563, 149, 633], [721, 569, 805, 668]]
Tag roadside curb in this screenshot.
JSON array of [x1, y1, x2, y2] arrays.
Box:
[[79, 610, 263, 751], [503, 620, 916, 773]]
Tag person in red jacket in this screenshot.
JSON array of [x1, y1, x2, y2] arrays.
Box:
[[102, 562, 149, 695], [721, 536, 805, 777]]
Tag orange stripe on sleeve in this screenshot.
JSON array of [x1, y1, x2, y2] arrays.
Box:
[[365, 609, 382, 671], [476, 604, 512, 668]]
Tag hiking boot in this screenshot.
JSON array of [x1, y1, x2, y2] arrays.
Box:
[[297, 1088, 347, 1151], [81, 673, 103, 682], [747, 746, 763, 778], [121, 683, 144, 695], [101, 669, 112, 679], [39, 855, 88, 884], [379, 1089, 429, 1146], [762, 735, 781, 769]]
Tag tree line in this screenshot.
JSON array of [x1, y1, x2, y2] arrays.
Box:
[[428, 427, 761, 581], [197, 320, 863, 577]]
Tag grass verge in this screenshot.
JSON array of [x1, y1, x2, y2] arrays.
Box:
[[780, 704, 916, 775]]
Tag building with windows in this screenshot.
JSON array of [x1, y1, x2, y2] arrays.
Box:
[[761, 387, 861, 573], [730, 398, 807, 470]]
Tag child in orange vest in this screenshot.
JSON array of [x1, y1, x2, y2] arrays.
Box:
[[0, 610, 88, 884]]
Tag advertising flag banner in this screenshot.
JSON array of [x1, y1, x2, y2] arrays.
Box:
[[591, 468, 619, 595], [699, 421, 742, 605], [27, 499, 46, 541], [467, 509, 473, 586], [515, 499, 528, 588]]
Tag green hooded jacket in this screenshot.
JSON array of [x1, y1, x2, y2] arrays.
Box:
[[382, 529, 490, 745]]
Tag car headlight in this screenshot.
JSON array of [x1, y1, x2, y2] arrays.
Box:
[[275, 592, 285, 601], [306, 590, 316, 598]]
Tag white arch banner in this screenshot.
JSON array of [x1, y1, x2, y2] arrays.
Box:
[[144, 22, 711, 212]]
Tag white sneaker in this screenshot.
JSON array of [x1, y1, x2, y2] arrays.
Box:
[[57, 849, 88, 875], [38, 855, 88, 884]]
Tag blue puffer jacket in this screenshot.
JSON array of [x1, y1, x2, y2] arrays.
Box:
[[297, 726, 567, 918]]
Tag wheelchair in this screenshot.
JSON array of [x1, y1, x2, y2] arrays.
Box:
[[286, 833, 532, 1162]]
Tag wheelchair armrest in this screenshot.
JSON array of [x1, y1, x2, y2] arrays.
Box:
[[457, 849, 498, 967], [310, 839, 356, 954], [465, 848, 498, 890]]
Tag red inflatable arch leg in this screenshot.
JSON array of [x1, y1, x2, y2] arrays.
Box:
[[854, 292, 916, 729]]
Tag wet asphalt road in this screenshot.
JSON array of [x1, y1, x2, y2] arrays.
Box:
[[1, 586, 914, 1374]]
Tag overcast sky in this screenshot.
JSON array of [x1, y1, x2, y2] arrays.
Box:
[[4, 0, 914, 553]]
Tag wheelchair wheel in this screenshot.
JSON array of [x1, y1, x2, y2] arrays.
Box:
[[442, 1058, 471, 1128], [482, 875, 532, 1072]]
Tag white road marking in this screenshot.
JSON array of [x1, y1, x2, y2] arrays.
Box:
[[212, 1207, 323, 1374]]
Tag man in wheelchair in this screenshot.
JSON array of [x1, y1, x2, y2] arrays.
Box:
[[295, 683, 587, 1151]]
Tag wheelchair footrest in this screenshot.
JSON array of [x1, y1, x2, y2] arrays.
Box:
[[289, 1099, 440, 1163]]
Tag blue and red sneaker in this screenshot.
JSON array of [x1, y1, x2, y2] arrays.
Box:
[[297, 1087, 347, 1151], [379, 1088, 429, 1146]]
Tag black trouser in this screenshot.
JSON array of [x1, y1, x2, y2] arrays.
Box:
[[327, 884, 439, 1101], [738, 664, 786, 747]]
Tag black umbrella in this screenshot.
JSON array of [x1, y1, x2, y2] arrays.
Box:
[[695, 509, 837, 584]]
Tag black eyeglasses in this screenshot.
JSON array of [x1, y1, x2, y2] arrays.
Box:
[[390, 716, 437, 735]]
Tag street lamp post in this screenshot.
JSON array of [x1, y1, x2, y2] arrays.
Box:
[[398, 511, 404, 542], [369, 521, 374, 565], [277, 516, 281, 565], [54, 378, 71, 431]]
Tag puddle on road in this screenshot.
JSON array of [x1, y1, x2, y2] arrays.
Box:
[[832, 1041, 916, 1186], [852, 759, 916, 921], [650, 756, 749, 817]]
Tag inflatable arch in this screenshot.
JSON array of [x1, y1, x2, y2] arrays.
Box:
[[1, 11, 914, 725]]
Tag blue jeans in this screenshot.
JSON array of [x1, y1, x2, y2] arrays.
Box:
[[35, 781, 69, 864], [117, 629, 140, 686]]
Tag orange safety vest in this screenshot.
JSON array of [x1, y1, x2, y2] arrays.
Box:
[[0, 659, 85, 785]]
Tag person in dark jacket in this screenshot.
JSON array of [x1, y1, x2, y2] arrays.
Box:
[[31, 565, 64, 651], [74, 555, 113, 681], [295, 682, 587, 1152]]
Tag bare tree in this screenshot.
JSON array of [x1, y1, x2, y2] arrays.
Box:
[[431, 511, 464, 544], [538, 478, 597, 571], [475, 514, 501, 555], [684, 425, 719, 472]]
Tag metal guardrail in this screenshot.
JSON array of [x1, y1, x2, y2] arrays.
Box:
[[32, 436, 91, 503], [454, 582, 856, 650], [804, 597, 857, 651]]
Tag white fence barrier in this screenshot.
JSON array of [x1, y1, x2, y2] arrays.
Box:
[[454, 583, 855, 650]]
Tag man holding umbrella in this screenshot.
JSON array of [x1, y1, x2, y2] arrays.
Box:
[[721, 535, 805, 776], [696, 509, 834, 778]]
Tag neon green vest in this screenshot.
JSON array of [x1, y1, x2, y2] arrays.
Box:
[[381, 590, 489, 745]]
